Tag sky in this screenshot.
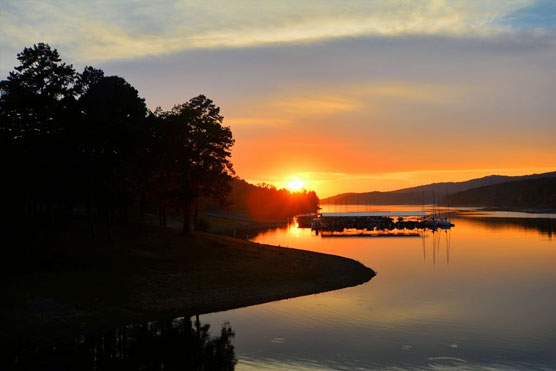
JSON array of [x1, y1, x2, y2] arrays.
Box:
[[1, 0, 555, 197]]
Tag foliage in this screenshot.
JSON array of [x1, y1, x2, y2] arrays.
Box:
[[0, 43, 235, 234], [0, 43, 79, 225], [154, 96, 235, 232], [223, 178, 319, 220]]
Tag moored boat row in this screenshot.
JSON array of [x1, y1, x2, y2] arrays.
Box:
[[295, 211, 454, 233]]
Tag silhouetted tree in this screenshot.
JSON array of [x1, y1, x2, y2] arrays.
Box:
[[78, 75, 148, 229], [222, 178, 320, 221], [141, 107, 180, 226], [75, 66, 105, 96], [161, 95, 235, 233], [1, 43, 240, 240], [0, 43, 78, 223]]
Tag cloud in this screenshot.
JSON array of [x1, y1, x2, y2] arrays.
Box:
[[219, 81, 454, 133], [1, 1, 554, 196], [1, 0, 551, 70]]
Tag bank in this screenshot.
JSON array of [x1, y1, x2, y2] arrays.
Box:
[[1, 221, 375, 351]]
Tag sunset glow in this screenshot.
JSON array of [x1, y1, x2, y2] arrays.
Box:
[[3, 1, 556, 369], [285, 177, 307, 192], [2, 0, 555, 198]]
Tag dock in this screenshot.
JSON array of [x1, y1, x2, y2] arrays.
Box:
[[297, 211, 454, 234]]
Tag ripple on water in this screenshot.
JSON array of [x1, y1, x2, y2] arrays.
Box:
[[427, 356, 467, 368]]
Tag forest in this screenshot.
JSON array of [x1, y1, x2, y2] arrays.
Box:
[[0, 43, 318, 239], [224, 178, 319, 221]]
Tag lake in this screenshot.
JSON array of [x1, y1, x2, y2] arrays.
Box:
[[10, 207, 555, 370], [201, 207, 556, 370]]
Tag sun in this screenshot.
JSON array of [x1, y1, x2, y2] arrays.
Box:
[[285, 177, 307, 192]]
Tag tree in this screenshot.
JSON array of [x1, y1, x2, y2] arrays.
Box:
[[161, 95, 235, 233], [0, 43, 78, 222], [1, 43, 238, 240], [75, 66, 105, 97], [0, 43, 77, 143], [78, 75, 148, 227]]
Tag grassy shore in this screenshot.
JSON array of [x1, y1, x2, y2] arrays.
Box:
[[1, 222, 374, 350]]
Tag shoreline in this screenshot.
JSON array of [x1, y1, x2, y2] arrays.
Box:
[[1, 223, 375, 352], [473, 207, 556, 214]]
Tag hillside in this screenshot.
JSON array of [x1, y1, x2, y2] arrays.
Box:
[[447, 177, 556, 209], [321, 171, 556, 205]]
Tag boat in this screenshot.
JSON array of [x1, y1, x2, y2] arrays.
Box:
[[437, 220, 454, 229]]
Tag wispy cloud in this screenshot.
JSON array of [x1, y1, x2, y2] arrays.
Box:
[[1, 0, 550, 68], [1, 1, 554, 196]]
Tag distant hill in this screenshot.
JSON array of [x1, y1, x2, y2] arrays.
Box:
[[321, 171, 556, 205], [447, 177, 556, 209]]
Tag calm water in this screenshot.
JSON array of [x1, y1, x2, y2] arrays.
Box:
[[11, 208, 556, 370], [201, 208, 556, 370]]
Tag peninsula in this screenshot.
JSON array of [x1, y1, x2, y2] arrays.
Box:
[[1, 221, 375, 350]]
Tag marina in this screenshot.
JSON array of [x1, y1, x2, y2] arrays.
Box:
[[296, 211, 454, 235], [202, 210, 556, 370]]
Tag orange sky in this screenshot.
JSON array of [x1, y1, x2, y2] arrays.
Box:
[[225, 76, 556, 196], [231, 132, 556, 197], [2, 1, 555, 198]]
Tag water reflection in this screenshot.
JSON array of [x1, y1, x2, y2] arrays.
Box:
[[455, 214, 556, 238], [422, 229, 452, 266], [205, 213, 556, 370], [237, 212, 555, 241], [11, 211, 555, 370], [11, 316, 237, 370]]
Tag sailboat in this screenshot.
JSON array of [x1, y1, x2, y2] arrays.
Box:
[[437, 191, 454, 229]]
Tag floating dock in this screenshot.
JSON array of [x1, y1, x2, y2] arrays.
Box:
[[297, 211, 454, 234]]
